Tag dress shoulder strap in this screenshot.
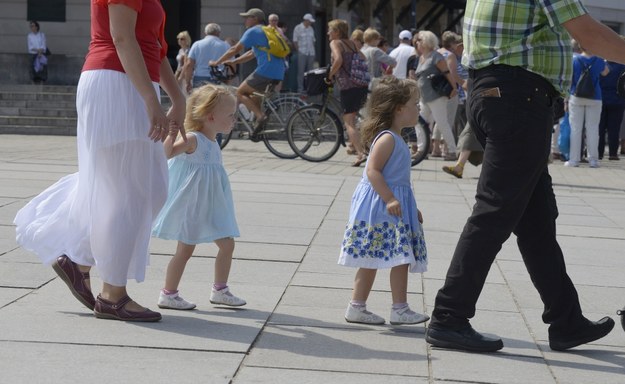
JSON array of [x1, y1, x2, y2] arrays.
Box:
[[371, 130, 395, 148]]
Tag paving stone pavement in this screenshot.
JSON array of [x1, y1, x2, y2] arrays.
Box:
[[1, 134, 624, 384]]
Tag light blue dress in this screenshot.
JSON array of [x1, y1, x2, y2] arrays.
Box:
[[152, 132, 239, 244], [339, 130, 427, 273]]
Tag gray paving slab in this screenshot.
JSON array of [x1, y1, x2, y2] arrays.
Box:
[[245, 324, 428, 376], [2, 135, 625, 383], [0, 342, 242, 384], [0, 287, 30, 307], [233, 367, 425, 384]]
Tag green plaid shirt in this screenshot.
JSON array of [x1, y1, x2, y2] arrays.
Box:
[[462, 0, 587, 93]]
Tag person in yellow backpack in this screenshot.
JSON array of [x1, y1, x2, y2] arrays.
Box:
[[210, 8, 286, 141]]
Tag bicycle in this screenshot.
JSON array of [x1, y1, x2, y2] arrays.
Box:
[[286, 68, 345, 162], [208, 65, 307, 159], [287, 67, 431, 165]]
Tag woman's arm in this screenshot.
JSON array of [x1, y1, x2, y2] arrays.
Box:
[[109, 4, 168, 142], [159, 57, 187, 141], [445, 53, 463, 86], [435, 57, 458, 98], [327, 40, 343, 82], [376, 49, 396, 69], [366, 133, 401, 217], [27, 34, 37, 54]]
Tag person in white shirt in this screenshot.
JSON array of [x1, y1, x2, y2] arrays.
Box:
[[183, 23, 230, 91], [27, 20, 48, 84], [292, 13, 316, 93], [389, 30, 414, 79]]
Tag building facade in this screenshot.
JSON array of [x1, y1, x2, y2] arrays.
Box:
[[1, 0, 625, 84]]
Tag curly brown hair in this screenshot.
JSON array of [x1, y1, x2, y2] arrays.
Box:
[[360, 77, 419, 150]]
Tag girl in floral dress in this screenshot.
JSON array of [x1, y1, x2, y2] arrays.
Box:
[[339, 76, 428, 325]]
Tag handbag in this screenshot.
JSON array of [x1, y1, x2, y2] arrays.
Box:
[[427, 70, 453, 98], [573, 57, 596, 98]]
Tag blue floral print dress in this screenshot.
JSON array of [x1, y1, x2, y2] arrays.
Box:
[[339, 130, 427, 273]]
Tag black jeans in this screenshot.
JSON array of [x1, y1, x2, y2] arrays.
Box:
[[598, 103, 625, 158], [430, 65, 586, 337]]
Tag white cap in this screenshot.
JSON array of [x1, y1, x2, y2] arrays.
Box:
[[303, 13, 315, 22], [399, 30, 412, 40]]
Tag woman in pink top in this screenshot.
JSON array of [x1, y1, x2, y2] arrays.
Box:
[[14, 0, 186, 322]]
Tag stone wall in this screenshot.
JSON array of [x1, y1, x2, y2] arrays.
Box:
[[0, 53, 83, 85]]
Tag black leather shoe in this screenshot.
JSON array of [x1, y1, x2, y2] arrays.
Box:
[[426, 325, 503, 352], [549, 316, 614, 351]]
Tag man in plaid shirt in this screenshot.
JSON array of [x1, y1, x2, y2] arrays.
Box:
[[427, 0, 625, 353]]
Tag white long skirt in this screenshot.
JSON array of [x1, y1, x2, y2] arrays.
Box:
[[14, 70, 168, 286]]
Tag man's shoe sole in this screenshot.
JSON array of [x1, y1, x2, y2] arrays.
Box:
[[426, 334, 503, 353]]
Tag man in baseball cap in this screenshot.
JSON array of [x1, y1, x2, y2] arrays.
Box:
[[390, 30, 415, 79], [399, 30, 412, 41], [239, 8, 265, 22], [293, 13, 317, 92], [212, 7, 286, 141]]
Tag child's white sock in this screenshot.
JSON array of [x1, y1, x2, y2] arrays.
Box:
[[213, 283, 228, 291], [350, 300, 366, 309], [392, 302, 409, 311], [162, 288, 178, 296]]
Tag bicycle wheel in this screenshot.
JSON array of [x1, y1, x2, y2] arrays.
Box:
[[220, 113, 245, 150], [401, 121, 431, 166], [262, 97, 306, 159], [287, 105, 342, 162], [219, 129, 234, 149]]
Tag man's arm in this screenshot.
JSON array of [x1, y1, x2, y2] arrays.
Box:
[[564, 14, 625, 64], [182, 57, 195, 93], [292, 24, 300, 51], [210, 42, 245, 66], [232, 50, 255, 65]]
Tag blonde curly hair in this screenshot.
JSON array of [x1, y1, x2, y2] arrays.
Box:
[[184, 84, 235, 132]]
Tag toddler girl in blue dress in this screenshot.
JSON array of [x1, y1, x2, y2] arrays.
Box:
[[339, 76, 428, 325], [152, 84, 245, 309]]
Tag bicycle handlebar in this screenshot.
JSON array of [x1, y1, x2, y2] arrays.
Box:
[[210, 64, 237, 82]]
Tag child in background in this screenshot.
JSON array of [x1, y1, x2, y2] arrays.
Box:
[[339, 76, 428, 325], [152, 84, 246, 310]]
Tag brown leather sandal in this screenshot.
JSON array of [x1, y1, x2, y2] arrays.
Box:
[[52, 255, 96, 310], [351, 156, 367, 167], [94, 295, 162, 322]]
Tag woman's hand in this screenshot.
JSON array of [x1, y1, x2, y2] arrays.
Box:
[[386, 198, 402, 217], [449, 86, 458, 99], [417, 209, 423, 224], [146, 99, 169, 142], [166, 100, 187, 143]]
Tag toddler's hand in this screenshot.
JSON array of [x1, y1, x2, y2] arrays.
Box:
[[386, 198, 402, 217]]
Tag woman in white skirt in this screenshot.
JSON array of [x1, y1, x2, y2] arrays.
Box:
[[14, 0, 186, 322]]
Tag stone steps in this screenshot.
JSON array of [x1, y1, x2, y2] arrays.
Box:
[[0, 84, 77, 135], [0, 85, 171, 135]]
